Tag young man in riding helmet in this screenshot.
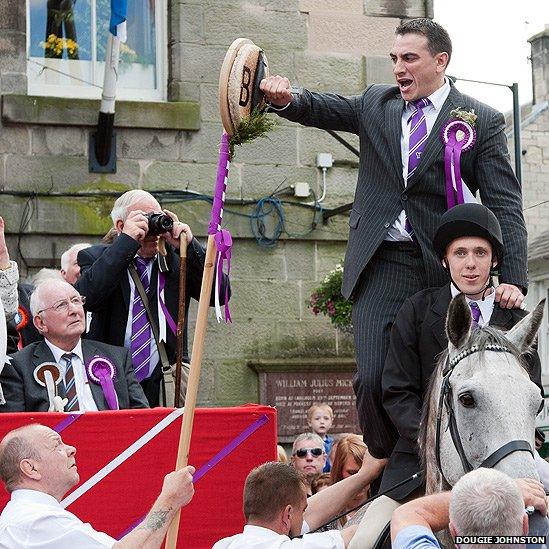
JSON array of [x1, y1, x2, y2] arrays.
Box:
[[380, 202, 542, 504], [346, 203, 544, 549]]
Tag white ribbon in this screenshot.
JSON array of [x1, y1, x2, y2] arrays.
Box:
[[61, 407, 184, 508]]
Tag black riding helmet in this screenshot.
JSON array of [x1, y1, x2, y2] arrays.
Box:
[[433, 203, 504, 266]]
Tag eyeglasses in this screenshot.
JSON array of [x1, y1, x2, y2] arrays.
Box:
[[293, 447, 324, 459], [37, 295, 86, 315]]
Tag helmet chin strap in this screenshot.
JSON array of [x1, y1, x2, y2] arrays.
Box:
[[443, 256, 496, 301]]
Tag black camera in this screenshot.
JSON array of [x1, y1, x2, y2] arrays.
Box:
[[145, 213, 173, 236]]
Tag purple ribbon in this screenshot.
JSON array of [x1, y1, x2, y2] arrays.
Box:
[[53, 413, 82, 433], [208, 133, 230, 236], [215, 229, 232, 323], [158, 271, 177, 336], [207, 132, 232, 322], [441, 119, 476, 209], [86, 356, 119, 411], [116, 413, 270, 539]]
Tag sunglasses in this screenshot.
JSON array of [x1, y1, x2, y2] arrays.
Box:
[[294, 447, 323, 458]]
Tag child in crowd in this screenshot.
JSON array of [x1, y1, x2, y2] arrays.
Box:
[[311, 473, 332, 494], [307, 402, 334, 472]]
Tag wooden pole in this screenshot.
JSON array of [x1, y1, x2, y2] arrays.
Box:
[[164, 234, 217, 548], [174, 233, 187, 407]]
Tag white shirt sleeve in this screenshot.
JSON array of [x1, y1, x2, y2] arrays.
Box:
[[534, 450, 549, 491], [0, 261, 18, 319], [19, 513, 116, 548]]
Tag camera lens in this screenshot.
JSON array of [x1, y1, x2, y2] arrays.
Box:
[[146, 213, 174, 236]]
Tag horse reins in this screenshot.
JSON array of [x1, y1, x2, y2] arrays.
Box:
[[435, 343, 533, 482]]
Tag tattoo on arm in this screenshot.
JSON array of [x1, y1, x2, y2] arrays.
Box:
[[141, 509, 171, 531]]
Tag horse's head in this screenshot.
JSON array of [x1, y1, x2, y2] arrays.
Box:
[[420, 294, 545, 493]]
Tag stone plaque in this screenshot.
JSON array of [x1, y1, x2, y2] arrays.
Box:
[[249, 358, 361, 443]]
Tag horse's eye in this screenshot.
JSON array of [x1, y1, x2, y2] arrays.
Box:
[[458, 393, 475, 408]]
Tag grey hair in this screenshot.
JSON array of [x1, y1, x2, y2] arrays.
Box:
[[450, 468, 524, 545], [60, 243, 91, 271], [0, 425, 42, 492], [29, 278, 74, 316], [292, 432, 325, 455], [110, 190, 159, 224], [31, 268, 64, 288]]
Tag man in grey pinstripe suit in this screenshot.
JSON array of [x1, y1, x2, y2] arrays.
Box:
[[260, 19, 527, 464]]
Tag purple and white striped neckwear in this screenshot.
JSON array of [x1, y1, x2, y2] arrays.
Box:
[[131, 256, 154, 382], [404, 97, 431, 238], [469, 301, 481, 326]]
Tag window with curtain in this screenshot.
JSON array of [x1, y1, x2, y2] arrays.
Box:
[[27, 0, 166, 101]]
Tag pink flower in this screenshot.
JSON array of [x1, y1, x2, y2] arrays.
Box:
[[312, 307, 320, 315], [326, 300, 336, 316]]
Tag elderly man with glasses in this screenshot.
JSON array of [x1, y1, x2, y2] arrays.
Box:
[[0, 278, 148, 412]]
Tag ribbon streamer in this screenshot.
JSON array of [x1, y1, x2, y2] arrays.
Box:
[[441, 120, 476, 209], [209, 133, 233, 323]]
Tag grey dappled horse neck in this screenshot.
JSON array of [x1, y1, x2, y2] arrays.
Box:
[[419, 295, 548, 546]]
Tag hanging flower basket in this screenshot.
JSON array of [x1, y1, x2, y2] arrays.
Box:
[[309, 262, 353, 333]]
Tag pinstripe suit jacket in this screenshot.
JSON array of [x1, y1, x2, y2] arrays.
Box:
[[278, 83, 527, 298]]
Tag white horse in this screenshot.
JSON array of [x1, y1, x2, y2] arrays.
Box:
[[348, 295, 547, 549], [419, 294, 547, 544]]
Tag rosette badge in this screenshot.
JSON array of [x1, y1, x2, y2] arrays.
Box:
[[86, 356, 119, 410], [441, 108, 477, 209]]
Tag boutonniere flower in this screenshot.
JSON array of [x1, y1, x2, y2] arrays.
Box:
[[449, 107, 477, 127], [441, 108, 477, 209]]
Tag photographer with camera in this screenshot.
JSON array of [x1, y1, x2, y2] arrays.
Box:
[[75, 190, 231, 406]]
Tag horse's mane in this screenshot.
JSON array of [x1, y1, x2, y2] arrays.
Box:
[[418, 325, 529, 493]]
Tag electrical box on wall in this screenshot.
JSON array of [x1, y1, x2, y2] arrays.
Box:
[[294, 182, 311, 197]]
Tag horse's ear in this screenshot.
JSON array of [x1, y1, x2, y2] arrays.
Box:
[[446, 294, 472, 349], [505, 299, 545, 351]]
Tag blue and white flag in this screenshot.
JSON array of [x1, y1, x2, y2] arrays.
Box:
[[109, 0, 127, 43]]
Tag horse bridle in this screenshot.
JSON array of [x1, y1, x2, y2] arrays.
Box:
[[434, 343, 534, 483]]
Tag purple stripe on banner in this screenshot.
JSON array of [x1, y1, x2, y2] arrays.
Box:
[[53, 413, 82, 433], [116, 413, 270, 539]]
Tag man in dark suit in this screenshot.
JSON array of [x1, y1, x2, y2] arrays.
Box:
[[75, 189, 230, 407], [0, 278, 148, 412], [260, 18, 527, 459], [380, 203, 541, 504]]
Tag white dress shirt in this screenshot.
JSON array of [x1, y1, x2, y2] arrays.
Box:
[[0, 489, 115, 548], [450, 283, 495, 327], [44, 339, 98, 411], [386, 79, 451, 242], [213, 523, 344, 549]]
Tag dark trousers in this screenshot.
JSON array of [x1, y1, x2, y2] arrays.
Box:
[[140, 362, 163, 407], [352, 241, 427, 459]]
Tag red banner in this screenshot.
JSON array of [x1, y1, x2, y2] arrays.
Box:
[[0, 405, 277, 548]]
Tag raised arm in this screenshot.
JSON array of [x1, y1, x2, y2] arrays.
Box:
[[304, 450, 386, 531], [260, 75, 362, 134]]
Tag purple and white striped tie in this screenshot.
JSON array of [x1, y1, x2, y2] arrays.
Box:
[[131, 257, 153, 382], [404, 97, 431, 238]]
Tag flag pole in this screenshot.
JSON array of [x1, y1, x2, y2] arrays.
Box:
[[89, 0, 126, 173], [164, 133, 231, 549]]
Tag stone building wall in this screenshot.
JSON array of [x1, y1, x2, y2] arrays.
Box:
[[0, 0, 432, 407]]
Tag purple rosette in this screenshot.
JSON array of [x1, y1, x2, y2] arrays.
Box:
[[86, 355, 119, 410], [441, 119, 476, 209]]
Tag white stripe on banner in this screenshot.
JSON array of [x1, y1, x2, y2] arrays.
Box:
[[61, 407, 184, 508]]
